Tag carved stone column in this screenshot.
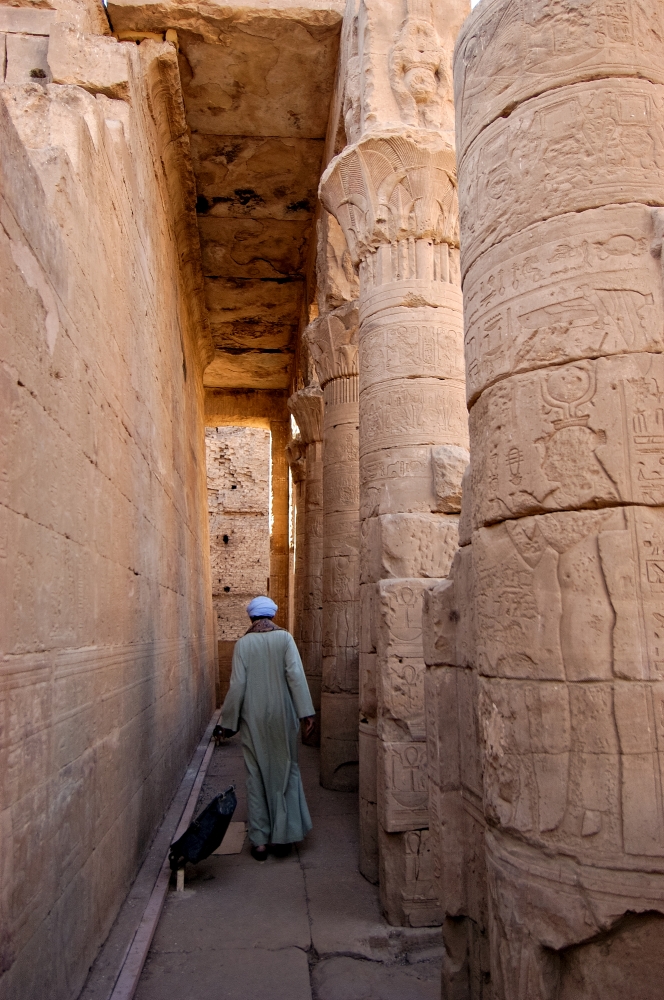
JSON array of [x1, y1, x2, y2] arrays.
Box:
[[288, 386, 325, 742], [320, 0, 469, 923], [286, 435, 307, 649], [427, 0, 664, 995], [306, 302, 360, 791]]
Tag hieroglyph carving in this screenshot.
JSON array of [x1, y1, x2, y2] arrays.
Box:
[[468, 353, 664, 528], [459, 79, 664, 274], [454, 0, 664, 161], [463, 204, 664, 403], [389, 0, 450, 131], [320, 134, 458, 267]]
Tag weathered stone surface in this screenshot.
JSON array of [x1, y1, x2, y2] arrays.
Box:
[[206, 427, 270, 640], [459, 78, 664, 275], [359, 377, 467, 456], [306, 300, 358, 386], [473, 506, 664, 684], [5, 31, 51, 84], [454, 0, 664, 163], [47, 23, 129, 99], [204, 349, 293, 389], [378, 827, 442, 928], [360, 513, 459, 583], [444, 5, 664, 988], [107, 1, 343, 397], [360, 303, 465, 391], [431, 443, 468, 513], [0, 53, 214, 1000], [463, 204, 664, 404], [289, 387, 324, 728], [316, 209, 358, 312], [378, 740, 428, 833], [320, 691, 359, 791], [468, 352, 664, 529]]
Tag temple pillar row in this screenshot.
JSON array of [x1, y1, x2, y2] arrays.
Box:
[[306, 302, 361, 791], [288, 386, 325, 743], [320, 0, 470, 923]]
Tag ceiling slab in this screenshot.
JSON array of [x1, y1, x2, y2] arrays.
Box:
[[191, 135, 322, 221], [204, 349, 293, 389], [106, 0, 342, 391]]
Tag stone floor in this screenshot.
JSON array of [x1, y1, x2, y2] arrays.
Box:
[[134, 738, 443, 1000]]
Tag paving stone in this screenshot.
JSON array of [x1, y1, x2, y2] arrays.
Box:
[[312, 955, 441, 1000], [136, 946, 312, 1000]]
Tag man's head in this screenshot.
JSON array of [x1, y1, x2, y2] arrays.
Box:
[[246, 596, 278, 621]]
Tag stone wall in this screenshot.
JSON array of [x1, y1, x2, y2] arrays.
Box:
[[424, 0, 664, 996], [0, 22, 215, 1000], [206, 426, 271, 641]]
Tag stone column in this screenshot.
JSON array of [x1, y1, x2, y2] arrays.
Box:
[[269, 416, 291, 630], [306, 302, 361, 791], [286, 436, 307, 642], [430, 0, 664, 994], [288, 386, 325, 741], [321, 0, 469, 923]]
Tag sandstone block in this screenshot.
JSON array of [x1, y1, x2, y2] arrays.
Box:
[[422, 545, 474, 669], [359, 720, 379, 883], [431, 444, 468, 513], [459, 79, 664, 275], [463, 204, 664, 403], [485, 828, 664, 994], [473, 506, 664, 683], [477, 652, 664, 865], [454, 0, 664, 163], [359, 303, 464, 392], [359, 650, 377, 717], [424, 664, 460, 792], [316, 211, 359, 312], [5, 33, 51, 85], [360, 512, 459, 583], [361, 445, 439, 517], [320, 691, 359, 792], [378, 826, 442, 928], [359, 583, 376, 654], [468, 352, 664, 529], [323, 464, 359, 515], [377, 739, 428, 833], [376, 578, 431, 661], [0, 8, 56, 35], [359, 377, 468, 456], [47, 24, 130, 101]]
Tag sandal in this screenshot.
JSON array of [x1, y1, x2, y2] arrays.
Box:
[[251, 845, 268, 861]]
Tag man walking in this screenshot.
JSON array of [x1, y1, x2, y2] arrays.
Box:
[[221, 596, 316, 860]]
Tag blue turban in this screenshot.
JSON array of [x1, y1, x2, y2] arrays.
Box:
[[246, 596, 278, 619]]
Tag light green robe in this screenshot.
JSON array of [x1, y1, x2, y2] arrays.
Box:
[[221, 629, 315, 846]]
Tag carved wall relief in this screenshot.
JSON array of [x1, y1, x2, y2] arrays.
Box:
[[389, 0, 449, 131]]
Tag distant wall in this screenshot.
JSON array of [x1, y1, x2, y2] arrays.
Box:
[[0, 29, 215, 1000], [206, 426, 271, 641]]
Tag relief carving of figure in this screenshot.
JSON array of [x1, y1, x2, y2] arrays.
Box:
[[389, 15, 449, 130]]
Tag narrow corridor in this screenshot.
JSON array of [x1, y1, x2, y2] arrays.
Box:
[[133, 738, 443, 1000]]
